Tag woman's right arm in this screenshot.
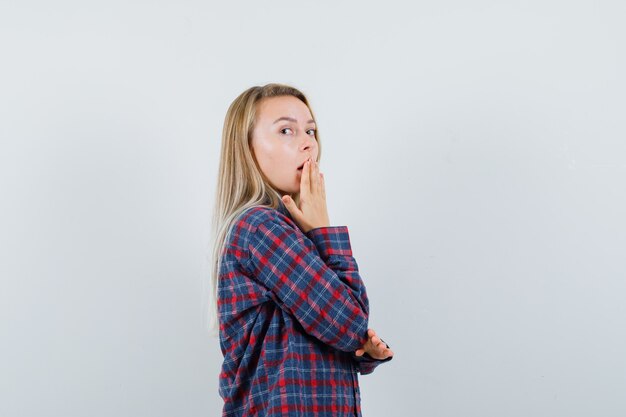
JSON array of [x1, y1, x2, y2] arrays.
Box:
[[244, 216, 370, 353]]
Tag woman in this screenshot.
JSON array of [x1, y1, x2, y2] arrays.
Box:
[[210, 83, 394, 416]]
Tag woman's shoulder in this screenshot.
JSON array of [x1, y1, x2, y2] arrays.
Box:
[[229, 204, 294, 243], [236, 205, 281, 227]]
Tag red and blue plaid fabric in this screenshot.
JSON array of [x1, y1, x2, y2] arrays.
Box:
[[217, 201, 392, 416]]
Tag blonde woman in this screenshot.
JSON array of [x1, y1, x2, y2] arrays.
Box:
[[210, 83, 393, 416]]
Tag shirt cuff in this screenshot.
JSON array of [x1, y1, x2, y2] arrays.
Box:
[[305, 226, 353, 259]]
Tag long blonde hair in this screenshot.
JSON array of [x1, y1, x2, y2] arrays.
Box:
[[207, 83, 322, 336]]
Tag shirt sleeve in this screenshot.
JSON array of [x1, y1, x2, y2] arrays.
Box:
[[244, 218, 370, 353]]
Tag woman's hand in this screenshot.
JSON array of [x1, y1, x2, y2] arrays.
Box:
[[355, 328, 394, 360], [282, 158, 330, 233]]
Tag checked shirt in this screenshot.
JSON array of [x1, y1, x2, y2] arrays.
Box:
[[217, 201, 392, 416]]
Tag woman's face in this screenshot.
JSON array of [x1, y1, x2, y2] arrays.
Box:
[[251, 95, 319, 195]]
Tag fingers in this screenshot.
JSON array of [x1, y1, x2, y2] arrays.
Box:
[[355, 332, 394, 360], [364, 328, 393, 358], [365, 343, 393, 360], [371, 338, 384, 351], [301, 158, 324, 199], [312, 159, 320, 193], [367, 329, 382, 349], [282, 194, 302, 220], [300, 159, 311, 197], [372, 342, 393, 359], [368, 329, 382, 346]]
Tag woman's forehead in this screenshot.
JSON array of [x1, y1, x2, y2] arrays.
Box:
[[257, 96, 312, 123]]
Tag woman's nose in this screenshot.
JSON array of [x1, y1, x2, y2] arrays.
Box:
[[300, 132, 317, 150]]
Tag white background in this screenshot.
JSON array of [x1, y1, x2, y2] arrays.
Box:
[[1, 1, 625, 416]]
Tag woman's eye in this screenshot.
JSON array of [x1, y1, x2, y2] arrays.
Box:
[[280, 127, 316, 136]]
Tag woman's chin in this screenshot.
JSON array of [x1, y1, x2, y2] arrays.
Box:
[[277, 185, 299, 196], [282, 185, 300, 195]]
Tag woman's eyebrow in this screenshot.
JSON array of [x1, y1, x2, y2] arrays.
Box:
[[273, 117, 316, 125]]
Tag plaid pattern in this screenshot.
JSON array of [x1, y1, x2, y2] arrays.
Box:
[[217, 201, 392, 416]]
